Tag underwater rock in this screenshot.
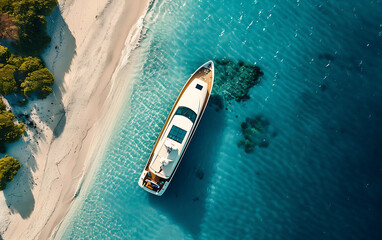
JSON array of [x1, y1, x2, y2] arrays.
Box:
[[238, 115, 275, 153], [213, 58, 263, 103], [195, 169, 204, 180]]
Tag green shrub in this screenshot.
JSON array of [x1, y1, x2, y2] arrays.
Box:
[[0, 45, 10, 63], [0, 155, 20, 190], [19, 56, 44, 73], [0, 98, 24, 153], [0, 109, 25, 143], [0, 0, 58, 55], [40, 85, 52, 98], [0, 98, 6, 110], [6, 53, 24, 68], [21, 67, 53, 97], [0, 64, 18, 95], [0, 45, 54, 97]]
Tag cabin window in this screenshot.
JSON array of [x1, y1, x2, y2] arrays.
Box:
[[196, 84, 203, 90], [175, 106, 197, 123], [168, 125, 187, 143]]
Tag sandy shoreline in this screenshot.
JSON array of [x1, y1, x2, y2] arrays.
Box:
[[0, 0, 150, 239]]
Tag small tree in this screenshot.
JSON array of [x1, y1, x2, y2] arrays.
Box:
[[19, 56, 44, 73], [0, 109, 25, 142], [0, 64, 18, 95], [0, 98, 6, 110], [0, 98, 24, 153], [0, 45, 10, 63], [0, 97, 25, 141], [6, 53, 25, 68], [0, 155, 20, 190], [1, 0, 58, 55], [21, 67, 54, 98]]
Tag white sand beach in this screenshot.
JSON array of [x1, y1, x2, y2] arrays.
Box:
[[0, 0, 150, 239]]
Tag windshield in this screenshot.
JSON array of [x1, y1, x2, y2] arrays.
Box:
[[175, 106, 197, 123]]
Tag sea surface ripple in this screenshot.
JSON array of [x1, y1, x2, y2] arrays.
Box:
[[59, 0, 382, 239]]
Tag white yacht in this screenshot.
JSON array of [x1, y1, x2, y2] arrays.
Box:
[[138, 61, 214, 196]]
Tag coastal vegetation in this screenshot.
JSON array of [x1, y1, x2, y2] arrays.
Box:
[[0, 154, 20, 190], [213, 58, 263, 102], [0, 45, 54, 98], [0, 13, 19, 40], [0, 0, 58, 55], [22, 67, 54, 98], [0, 98, 25, 152], [0, 0, 57, 190], [0, 63, 17, 95]]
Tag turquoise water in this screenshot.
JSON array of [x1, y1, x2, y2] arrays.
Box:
[[59, 0, 382, 239]]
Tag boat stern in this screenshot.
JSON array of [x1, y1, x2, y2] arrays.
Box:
[[138, 170, 168, 196]]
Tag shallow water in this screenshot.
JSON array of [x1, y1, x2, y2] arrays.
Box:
[[59, 0, 382, 239]]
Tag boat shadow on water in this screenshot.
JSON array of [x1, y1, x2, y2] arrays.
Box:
[[148, 105, 225, 237]]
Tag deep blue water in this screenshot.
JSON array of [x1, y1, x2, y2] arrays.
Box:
[[58, 0, 382, 239]]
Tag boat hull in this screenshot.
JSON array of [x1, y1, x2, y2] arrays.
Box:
[[138, 61, 214, 196]]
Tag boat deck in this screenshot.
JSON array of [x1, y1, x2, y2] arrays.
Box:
[[150, 141, 180, 178], [190, 66, 213, 95], [141, 63, 214, 194], [142, 170, 165, 192]]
